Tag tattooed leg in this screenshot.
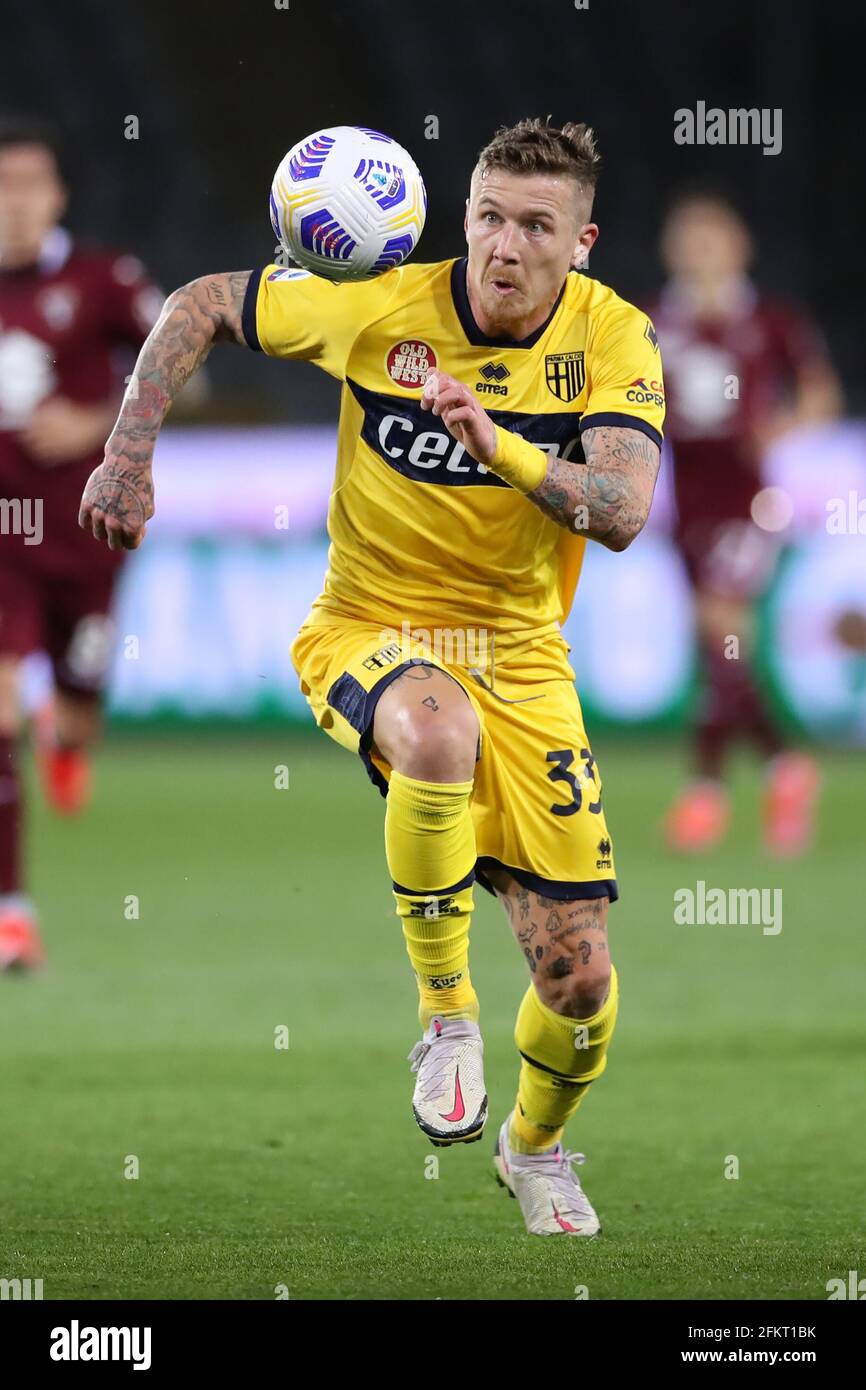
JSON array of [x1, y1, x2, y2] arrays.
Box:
[[503, 877, 619, 1160], [489, 869, 612, 1019]]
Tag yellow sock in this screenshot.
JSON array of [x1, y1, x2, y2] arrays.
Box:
[[509, 964, 619, 1153], [384, 769, 479, 1027]]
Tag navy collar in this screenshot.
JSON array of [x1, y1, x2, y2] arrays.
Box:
[[450, 256, 569, 349]]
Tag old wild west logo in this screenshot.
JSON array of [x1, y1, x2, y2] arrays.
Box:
[[545, 350, 585, 402]]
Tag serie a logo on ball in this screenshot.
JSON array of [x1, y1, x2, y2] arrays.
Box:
[[269, 125, 427, 284]]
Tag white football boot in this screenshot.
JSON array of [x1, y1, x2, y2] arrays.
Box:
[[493, 1112, 601, 1236], [408, 1016, 488, 1146]]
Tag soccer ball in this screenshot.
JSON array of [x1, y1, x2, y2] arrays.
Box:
[[269, 126, 427, 283]]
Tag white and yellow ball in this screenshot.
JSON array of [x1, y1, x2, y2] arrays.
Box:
[[269, 125, 427, 282]]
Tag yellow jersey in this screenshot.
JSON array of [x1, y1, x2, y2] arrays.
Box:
[[242, 257, 665, 643]]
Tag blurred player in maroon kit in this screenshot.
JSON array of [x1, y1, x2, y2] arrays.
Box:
[[650, 190, 841, 855], [0, 118, 161, 967]]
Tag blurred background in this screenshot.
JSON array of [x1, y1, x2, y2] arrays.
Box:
[[3, 0, 865, 738]]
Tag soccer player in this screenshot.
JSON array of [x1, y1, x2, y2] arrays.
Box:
[[650, 190, 841, 855], [0, 116, 162, 968], [79, 119, 664, 1236]]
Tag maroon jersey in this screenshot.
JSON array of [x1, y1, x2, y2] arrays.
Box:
[[0, 227, 161, 576], [648, 278, 828, 533]]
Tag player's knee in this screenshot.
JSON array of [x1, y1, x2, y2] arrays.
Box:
[[538, 955, 612, 1020], [375, 677, 479, 782], [392, 706, 478, 781]]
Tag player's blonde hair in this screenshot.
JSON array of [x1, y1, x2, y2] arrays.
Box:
[[474, 117, 601, 215]]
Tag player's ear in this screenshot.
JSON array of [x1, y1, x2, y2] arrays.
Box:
[[464, 198, 470, 242], [572, 222, 599, 270]]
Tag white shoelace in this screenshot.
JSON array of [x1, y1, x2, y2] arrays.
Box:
[[517, 1147, 594, 1213], [407, 1041, 429, 1074], [407, 1039, 458, 1103]]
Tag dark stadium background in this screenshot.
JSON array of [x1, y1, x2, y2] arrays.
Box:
[[2, 0, 864, 420]]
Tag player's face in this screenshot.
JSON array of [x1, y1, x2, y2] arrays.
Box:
[[660, 201, 751, 283], [0, 144, 67, 260], [464, 169, 597, 339]]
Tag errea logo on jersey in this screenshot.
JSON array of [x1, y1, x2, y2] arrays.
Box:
[[476, 362, 510, 396]]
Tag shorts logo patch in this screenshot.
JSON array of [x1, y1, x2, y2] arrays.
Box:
[[362, 641, 401, 671], [385, 339, 437, 389], [596, 837, 613, 870], [545, 350, 585, 402]]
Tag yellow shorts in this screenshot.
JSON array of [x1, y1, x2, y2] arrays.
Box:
[[290, 619, 617, 903]]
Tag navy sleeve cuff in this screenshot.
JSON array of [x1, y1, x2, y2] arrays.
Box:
[[241, 267, 264, 351], [579, 412, 663, 450]]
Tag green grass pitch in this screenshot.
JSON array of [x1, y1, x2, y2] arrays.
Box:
[[1, 732, 863, 1300]]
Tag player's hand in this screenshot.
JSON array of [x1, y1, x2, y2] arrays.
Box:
[[421, 369, 497, 465], [79, 454, 154, 551], [20, 398, 117, 467]]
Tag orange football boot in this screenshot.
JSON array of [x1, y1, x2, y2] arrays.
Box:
[[38, 743, 92, 815], [763, 752, 821, 857], [664, 781, 730, 852], [0, 904, 46, 970]]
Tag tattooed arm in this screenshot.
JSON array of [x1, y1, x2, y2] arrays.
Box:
[[527, 425, 661, 552], [420, 370, 660, 553], [78, 271, 252, 550]]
